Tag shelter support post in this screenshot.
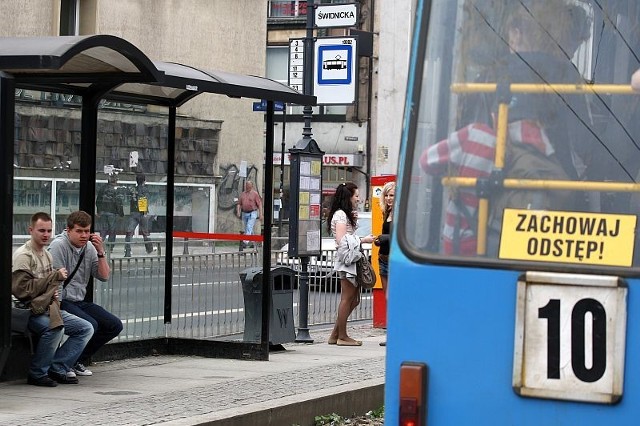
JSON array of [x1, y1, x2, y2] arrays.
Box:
[[261, 101, 276, 352], [0, 72, 15, 374], [80, 87, 112, 303], [164, 106, 177, 325]]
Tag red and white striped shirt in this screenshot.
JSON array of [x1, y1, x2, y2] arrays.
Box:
[[419, 120, 553, 255]]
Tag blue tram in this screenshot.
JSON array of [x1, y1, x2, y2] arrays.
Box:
[[385, 0, 640, 424]]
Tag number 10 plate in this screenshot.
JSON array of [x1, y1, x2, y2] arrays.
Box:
[[513, 271, 627, 404]]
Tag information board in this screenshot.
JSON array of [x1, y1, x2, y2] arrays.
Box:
[[294, 155, 322, 256], [288, 143, 324, 258]]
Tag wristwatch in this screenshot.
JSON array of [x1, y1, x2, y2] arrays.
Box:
[[97, 252, 105, 258]]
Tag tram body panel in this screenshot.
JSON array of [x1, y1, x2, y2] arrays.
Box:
[[385, 255, 640, 424], [387, 0, 640, 423]]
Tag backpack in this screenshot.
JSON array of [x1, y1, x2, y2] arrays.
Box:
[[489, 142, 573, 232]]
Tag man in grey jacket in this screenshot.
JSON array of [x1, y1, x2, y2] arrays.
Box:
[[49, 210, 123, 376]]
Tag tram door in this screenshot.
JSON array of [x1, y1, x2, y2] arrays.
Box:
[[385, 0, 640, 424]]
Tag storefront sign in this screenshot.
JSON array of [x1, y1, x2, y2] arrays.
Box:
[[271, 153, 362, 167]]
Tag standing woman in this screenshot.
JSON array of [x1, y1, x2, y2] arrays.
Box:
[[327, 182, 375, 346], [374, 181, 395, 346]]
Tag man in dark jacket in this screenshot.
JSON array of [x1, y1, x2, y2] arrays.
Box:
[[96, 174, 124, 253], [125, 173, 154, 257]]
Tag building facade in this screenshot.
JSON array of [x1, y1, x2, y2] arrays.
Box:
[[3, 0, 417, 238], [265, 0, 376, 219], [1, 0, 268, 235]]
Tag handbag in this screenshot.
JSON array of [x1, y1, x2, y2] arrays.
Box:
[[11, 305, 31, 334], [355, 249, 377, 289], [11, 304, 34, 353]]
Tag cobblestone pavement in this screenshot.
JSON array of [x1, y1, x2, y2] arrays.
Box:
[[1, 323, 387, 426]]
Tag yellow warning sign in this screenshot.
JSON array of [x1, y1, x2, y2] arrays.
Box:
[[499, 209, 636, 267]]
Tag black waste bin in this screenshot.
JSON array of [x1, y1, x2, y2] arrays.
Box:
[[239, 266, 296, 344]]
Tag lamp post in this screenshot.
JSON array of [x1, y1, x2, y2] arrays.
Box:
[[288, 0, 322, 343]]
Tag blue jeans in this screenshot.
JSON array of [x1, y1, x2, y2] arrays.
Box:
[[60, 300, 123, 364], [241, 210, 258, 243], [378, 257, 389, 277], [28, 310, 94, 378]]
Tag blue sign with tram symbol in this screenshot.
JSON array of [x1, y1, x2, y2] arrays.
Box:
[[317, 44, 353, 85], [252, 99, 285, 112]]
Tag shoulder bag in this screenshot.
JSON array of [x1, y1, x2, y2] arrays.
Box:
[[63, 247, 86, 289], [355, 249, 377, 289]]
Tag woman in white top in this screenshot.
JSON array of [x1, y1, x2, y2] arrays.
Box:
[[326, 182, 375, 346]]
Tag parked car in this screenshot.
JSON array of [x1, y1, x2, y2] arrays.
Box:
[[276, 212, 373, 290]]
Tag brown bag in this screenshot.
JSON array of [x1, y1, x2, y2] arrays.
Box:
[[356, 250, 377, 289]]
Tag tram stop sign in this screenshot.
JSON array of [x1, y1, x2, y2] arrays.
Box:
[[314, 37, 357, 105]]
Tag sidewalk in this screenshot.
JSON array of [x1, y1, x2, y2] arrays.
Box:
[[0, 323, 386, 426]]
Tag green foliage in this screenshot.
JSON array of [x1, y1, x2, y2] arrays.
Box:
[[310, 406, 385, 425], [369, 405, 385, 418], [314, 413, 346, 425]]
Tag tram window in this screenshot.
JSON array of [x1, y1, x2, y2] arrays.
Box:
[[400, 0, 640, 271]]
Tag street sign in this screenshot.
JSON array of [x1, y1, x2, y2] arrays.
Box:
[[288, 38, 305, 93], [314, 37, 357, 105], [315, 3, 358, 28], [252, 99, 285, 112]]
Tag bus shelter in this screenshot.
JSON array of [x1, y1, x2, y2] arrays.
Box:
[[0, 35, 315, 373]]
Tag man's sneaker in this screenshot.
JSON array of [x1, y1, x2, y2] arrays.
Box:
[[48, 370, 79, 384], [73, 363, 93, 376], [66, 370, 77, 379], [27, 375, 57, 387]]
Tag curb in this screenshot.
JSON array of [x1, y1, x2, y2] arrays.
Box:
[[161, 379, 385, 426]]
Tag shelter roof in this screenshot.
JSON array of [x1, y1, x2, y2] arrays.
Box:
[[0, 35, 315, 106]]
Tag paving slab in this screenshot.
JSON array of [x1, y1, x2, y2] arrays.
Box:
[[0, 323, 386, 426]]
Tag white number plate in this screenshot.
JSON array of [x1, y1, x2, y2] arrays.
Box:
[[513, 272, 627, 404]]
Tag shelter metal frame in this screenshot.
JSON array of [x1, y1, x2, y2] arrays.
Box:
[[0, 35, 316, 371]]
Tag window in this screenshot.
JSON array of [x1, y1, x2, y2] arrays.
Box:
[[60, 0, 80, 36], [268, 0, 307, 18], [266, 47, 289, 83]]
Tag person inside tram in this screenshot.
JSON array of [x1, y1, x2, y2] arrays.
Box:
[[420, 0, 592, 256], [500, 1, 596, 180]]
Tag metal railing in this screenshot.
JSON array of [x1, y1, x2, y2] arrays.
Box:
[[85, 239, 373, 342]]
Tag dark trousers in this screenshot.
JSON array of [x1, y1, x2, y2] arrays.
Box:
[[60, 300, 123, 364]]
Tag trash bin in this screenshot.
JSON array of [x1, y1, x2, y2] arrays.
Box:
[[239, 266, 296, 344]]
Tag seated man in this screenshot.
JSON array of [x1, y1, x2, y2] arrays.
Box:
[[12, 212, 94, 386], [49, 210, 123, 375]]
